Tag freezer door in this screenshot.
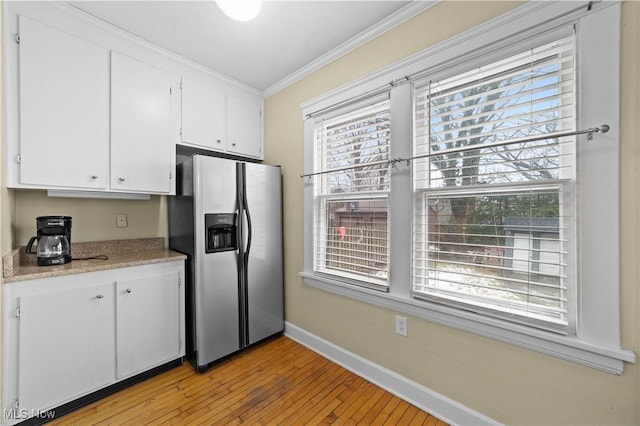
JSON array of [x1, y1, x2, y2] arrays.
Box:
[[192, 156, 241, 366], [243, 163, 284, 345]]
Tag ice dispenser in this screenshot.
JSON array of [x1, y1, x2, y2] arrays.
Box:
[[205, 213, 237, 253]]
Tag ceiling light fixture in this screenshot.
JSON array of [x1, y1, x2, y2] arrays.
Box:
[[216, 0, 263, 22]]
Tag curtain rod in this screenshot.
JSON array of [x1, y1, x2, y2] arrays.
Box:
[[299, 125, 610, 179]]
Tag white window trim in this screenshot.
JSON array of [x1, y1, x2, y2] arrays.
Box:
[[311, 97, 392, 289], [301, 1, 635, 374]]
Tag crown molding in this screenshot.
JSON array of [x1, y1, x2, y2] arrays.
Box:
[[299, 0, 607, 118], [262, 1, 439, 98], [24, 1, 438, 98]]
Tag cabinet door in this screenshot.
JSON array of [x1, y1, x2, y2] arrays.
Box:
[[227, 95, 262, 158], [181, 78, 226, 151], [18, 16, 109, 189], [116, 271, 181, 379], [111, 52, 173, 194], [17, 284, 115, 412]]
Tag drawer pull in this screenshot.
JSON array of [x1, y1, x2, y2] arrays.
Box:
[[96, 294, 104, 299]]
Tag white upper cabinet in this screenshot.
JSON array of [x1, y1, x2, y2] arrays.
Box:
[[18, 15, 110, 189], [181, 77, 226, 152], [13, 17, 174, 194], [181, 79, 263, 159], [227, 94, 263, 158], [5, 3, 265, 195], [111, 52, 173, 194]]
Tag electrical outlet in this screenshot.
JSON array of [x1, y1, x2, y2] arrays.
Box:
[[395, 315, 407, 337], [116, 214, 128, 228]]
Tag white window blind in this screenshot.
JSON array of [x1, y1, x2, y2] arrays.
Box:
[[313, 97, 391, 289], [412, 36, 576, 332]]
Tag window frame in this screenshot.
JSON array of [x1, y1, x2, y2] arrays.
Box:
[[301, 1, 635, 374], [410, 34, 578, 335], [311, 96, 392, 291]]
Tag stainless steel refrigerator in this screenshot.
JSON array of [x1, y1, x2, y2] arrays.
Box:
[[168, 154, 284, 371]]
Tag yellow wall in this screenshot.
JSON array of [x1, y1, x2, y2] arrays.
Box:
[[12, 191, 168, 246], [263, 1, 640, 424]]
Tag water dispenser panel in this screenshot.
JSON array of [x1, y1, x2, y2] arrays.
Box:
[[205, 213, 237, 253]]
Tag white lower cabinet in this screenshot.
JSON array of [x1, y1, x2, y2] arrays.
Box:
[[2, 261, 185, 425], [116, 271, 181, 379], [18, 283, 116, 415]]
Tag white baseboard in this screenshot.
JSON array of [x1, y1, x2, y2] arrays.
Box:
[[284, 322, 500, 426]]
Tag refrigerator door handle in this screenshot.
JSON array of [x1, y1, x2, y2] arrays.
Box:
[[242, 186, 253, 263], [235, 165, 245, 260], [237, 163, 252, 262], [236, 163, 248, 347], [239, 178, 251, 346]]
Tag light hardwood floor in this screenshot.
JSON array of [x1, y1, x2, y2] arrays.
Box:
[[50, 336, 446, 425]]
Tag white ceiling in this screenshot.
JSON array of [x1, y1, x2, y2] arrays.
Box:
[[68, 1, 424, 94]]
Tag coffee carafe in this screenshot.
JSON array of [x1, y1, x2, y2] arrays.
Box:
[[25, 216, 72, 266]]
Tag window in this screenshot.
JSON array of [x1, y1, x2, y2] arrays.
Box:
[[412, 36, 575, 333], [312, 97, 391, 290], [301, 2, 634, 373]]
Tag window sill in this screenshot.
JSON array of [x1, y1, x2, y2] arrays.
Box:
[[300, 271, 636, 375]]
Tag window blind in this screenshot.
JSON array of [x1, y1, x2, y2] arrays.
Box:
[[414, 36, 575, 189], [313, 98, 391, 288], [412, 36, 575, 332]]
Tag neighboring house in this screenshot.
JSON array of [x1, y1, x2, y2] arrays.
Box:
[[503, 217, 561, 276]]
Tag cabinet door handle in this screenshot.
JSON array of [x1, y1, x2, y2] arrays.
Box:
[[91, 175, 99, 180], [118, 177, 126, 182], [216, 139, 221, 144], [126, 288, 132, 294], [231, 142, 236, 146], [96, 294, 104, 299]]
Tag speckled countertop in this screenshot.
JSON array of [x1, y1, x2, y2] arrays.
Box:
[[2, 238, 186, 283]]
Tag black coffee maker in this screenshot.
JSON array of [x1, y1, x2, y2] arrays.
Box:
[[25, 216, 72, 266]]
